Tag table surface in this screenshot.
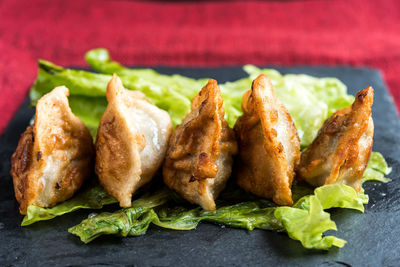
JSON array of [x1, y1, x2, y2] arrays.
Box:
[[1, 66, 399, 266]]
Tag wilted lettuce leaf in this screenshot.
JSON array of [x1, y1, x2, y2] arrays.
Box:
[[68, 189, 171, 243], [25, 148, 385, 243], [200, 203, 282, 231], [69, 184, 366, 250], [69, 190, 283, 244], [22, 184, 116, 226]]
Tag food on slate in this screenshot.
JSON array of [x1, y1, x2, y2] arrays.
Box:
[[163, 79, 238, 210], [298, 86, 374, 192], [14, 48, 391, 250], [234, 74, 300, 206], [95, 74, 172, 207], [10, 86, 94, 214]]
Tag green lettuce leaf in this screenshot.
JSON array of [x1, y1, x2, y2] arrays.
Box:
[[69, 184, 366, 249], [68, 96, 107, 136], [32, 51, 354, 147], [242, 65, 354, 147], [313, 184, 368, 211], [275, 196, 346, 250], [363, 152, 391, 183], [200, 203, 281, 231], [30, 60, 111, 136], [22, 183, 117, 226], [30, 59, 194, 128], [68, 189, 171, 243], [86, 48, 209, 126], [274, 184, 367, 250], [69, 192, 283, 244], [87, 48, 246, 128], [86, 48, 209, 99], [85, 49, 354, 147], [31, 60, 111, 101]]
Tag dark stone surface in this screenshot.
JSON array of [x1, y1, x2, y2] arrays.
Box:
[[0, 66, 399, 267]]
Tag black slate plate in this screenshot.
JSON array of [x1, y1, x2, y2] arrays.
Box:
[[1, 66, 399, 267]]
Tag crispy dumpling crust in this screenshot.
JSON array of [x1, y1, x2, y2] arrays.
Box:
[[234, 74, 300, 206], [96, 74, 172, 207], [163, 79, 238, 211], [10, 86, 94, 214], [297, 87, 374, 192]]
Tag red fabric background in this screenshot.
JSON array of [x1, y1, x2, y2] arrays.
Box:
[[1, 0, 399, 133]]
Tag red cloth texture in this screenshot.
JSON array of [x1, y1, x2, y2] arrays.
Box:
[[0, 0, 399, 133]]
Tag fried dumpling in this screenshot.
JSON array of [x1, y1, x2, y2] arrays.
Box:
[[10, 86, 94, 214], [234, 74, 300, 206], [297, 86, 374, 192], [163, 79, 237, 211], [96, 74, 172, 207]]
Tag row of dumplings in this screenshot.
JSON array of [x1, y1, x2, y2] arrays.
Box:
[[11, 73, 374, 214]]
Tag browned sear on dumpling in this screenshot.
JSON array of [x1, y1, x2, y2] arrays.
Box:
[[297, 86, 374, 192], [163, 79, 238, 211], [234, 74, 300, 206], [10, 86, 94, 214]]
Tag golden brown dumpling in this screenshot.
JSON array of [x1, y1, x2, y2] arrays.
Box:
[[234, 74, 300, 206], [297, 86, 374, 192], [163, 79, 238, 211], [96, 74, 172, 207], [10, 86, 94, 214]]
